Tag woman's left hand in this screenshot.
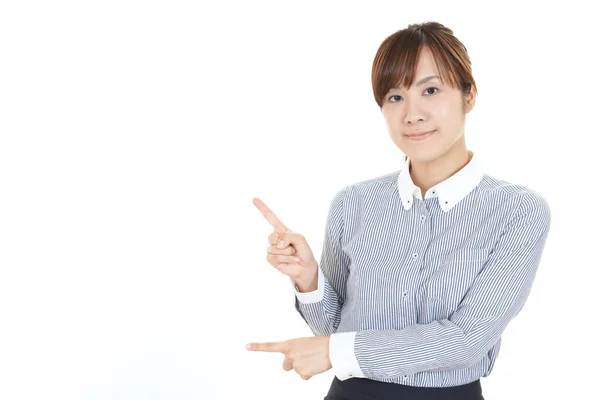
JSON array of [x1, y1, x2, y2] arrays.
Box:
[[246, 336, 332, 380]]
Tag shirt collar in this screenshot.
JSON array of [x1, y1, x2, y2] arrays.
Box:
[[397, 150, 484, 212]]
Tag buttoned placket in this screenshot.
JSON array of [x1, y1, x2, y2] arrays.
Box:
[[402, 197, 433, 384]]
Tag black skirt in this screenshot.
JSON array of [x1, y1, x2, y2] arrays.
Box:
[[324, 376, 484, 400]]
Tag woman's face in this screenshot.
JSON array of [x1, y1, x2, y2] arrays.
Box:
[[381, 46, 475, 163]]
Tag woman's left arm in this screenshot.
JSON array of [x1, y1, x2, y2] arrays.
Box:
[[331, 192, 552, 381]]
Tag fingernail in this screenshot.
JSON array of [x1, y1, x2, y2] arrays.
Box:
[[277, 240, 284, 248], [294, 257, 300, 263], [246, 343, 252, 349]]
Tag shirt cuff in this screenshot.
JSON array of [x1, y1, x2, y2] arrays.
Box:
[[329, 331, 364, 380], [290, 266, 325, 303]]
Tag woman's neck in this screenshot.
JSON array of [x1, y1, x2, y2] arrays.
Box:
[[409, 147, 472, 198]]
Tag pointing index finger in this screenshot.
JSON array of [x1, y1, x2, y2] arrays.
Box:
[[252, 197, 289, 233], [246, 341, 287, 353]]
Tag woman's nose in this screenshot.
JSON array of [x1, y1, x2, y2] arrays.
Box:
[[404, 99, 426, 124]]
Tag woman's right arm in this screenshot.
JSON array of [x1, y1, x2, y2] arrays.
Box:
[[292, 187, 350, 336]]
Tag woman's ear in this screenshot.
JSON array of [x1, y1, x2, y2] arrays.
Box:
[[464, 85, 477, 113]]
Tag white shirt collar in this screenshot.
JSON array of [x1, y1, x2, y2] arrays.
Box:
[[397, 150, 484, 212]]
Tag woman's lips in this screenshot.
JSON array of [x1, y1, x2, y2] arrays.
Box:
[[405, 130, 434, 140]]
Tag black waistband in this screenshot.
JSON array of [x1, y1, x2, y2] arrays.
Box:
[[329, 376, 483, 400]]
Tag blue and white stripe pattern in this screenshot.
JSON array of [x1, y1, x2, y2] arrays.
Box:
[[293, 151, 552, 387]]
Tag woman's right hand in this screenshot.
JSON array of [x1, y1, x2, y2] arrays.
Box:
[[252, 197, 319, 291]]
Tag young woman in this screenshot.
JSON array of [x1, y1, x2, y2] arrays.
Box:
[[248, 21, 551, 400]]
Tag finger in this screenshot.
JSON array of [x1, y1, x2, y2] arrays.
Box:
[[270, 255, 302, 270], [268, 231, 282, 246], [293, 366, 311, 380], [246, 341, 286, 353], [275, 231, 306, 250], [252, 198, 289, 233], [268, 232, 296, 250], [274, 262, 302, 279], [282, 357, 293, 371], [267, 253, 300, 269], [267, 233, 298, 256], [267, 244, 296, 255]]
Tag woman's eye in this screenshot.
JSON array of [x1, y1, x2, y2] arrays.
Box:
[[388, 87, 438, 102]]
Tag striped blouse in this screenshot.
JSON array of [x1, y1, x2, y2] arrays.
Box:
[[291, 151, 551, 387]]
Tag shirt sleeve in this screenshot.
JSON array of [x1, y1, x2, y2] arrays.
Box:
[[293, 186, 351, 336], [332, 192, 552, 380], [289, 266, 324, 303], [329, 331, 364, 380]]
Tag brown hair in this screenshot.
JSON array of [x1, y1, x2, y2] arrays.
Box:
[[371, 21, 477, 110]]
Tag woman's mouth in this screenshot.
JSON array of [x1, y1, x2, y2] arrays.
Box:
[[405, 130, 435, 140]]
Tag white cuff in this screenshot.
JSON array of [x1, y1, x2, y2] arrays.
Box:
[[329, 331, 364, 380], [291, 266, 325, 303]]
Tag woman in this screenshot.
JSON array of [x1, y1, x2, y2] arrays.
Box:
[[248, 21, 551, 400]]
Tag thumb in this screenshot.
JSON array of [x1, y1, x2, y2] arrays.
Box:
[[277, 231, 308, 250]]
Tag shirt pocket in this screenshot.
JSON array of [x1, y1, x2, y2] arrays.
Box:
[[425, 248, 489, 312]]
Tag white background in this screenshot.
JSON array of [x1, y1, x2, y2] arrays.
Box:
[[0, 1, 597, 399]]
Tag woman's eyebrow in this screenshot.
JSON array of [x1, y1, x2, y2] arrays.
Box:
[[415, 75, 440, 86], [391, 75, 440, 90]]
